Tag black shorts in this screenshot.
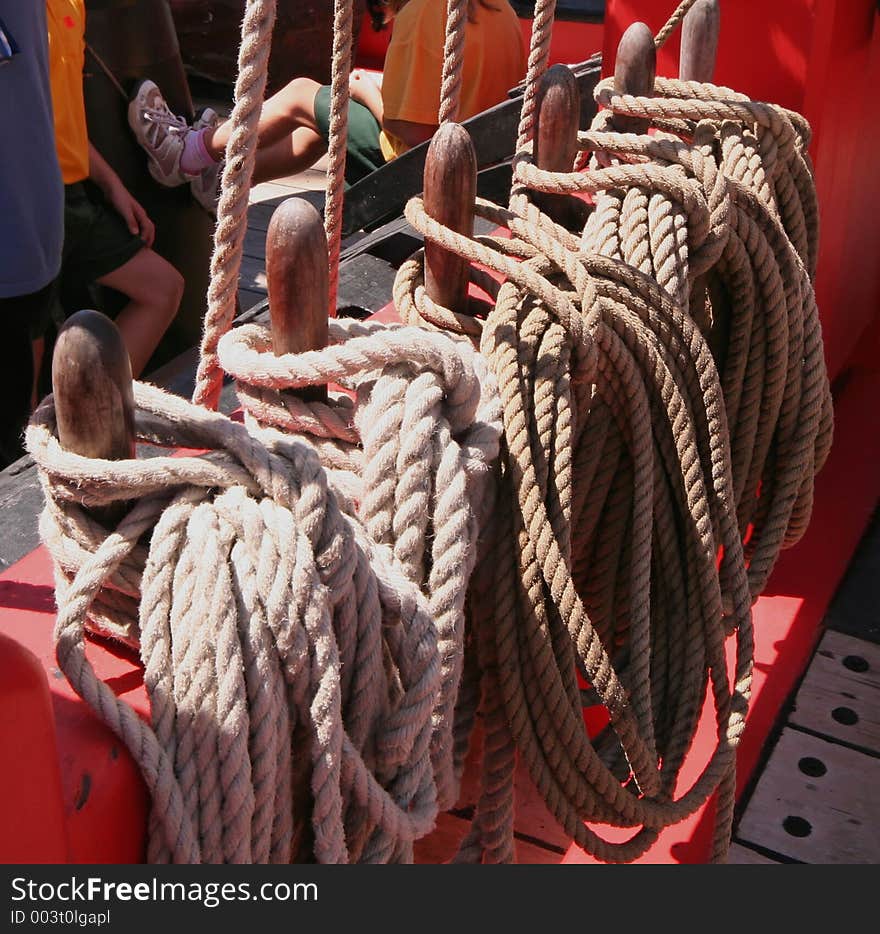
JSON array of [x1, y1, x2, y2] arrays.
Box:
[[62, 181, 145, 283], [0, 278, 58, 341]]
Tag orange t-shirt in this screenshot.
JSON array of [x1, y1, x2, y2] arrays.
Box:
[[379, 0, 527, 160], [46, 0, 89, 184]]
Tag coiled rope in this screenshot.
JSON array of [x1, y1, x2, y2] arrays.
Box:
[[389, 3, 831, 863], [29, 320, 501, 862], [218, 317, 504, 810]]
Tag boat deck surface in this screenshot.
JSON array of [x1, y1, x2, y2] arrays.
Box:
[[0, 152, 877, 867]]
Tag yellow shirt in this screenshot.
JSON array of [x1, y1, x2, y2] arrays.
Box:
[[379, 0, 527, 160], [47, 0, 89, 184]]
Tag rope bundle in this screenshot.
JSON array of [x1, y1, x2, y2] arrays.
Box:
[[390, 54, 831, 862], [578, 76, 833, 596], [218, 317, 504, 810], [28, 347, 499, 861]]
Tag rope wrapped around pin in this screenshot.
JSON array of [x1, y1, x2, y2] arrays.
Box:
[[28, 311, 478, 864], [464, 212, 757, 863], [574, 23, 832, 595], [500, 10, 831, 600], [390, 144, 757, 866], [215, 200, 504, 813]]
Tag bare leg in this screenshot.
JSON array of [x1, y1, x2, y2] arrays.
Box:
[[97, 249, 184, 378], [252, 128, 327, 185], [207, 77, 324, 159]]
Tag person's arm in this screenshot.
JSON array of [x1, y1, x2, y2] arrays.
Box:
[[88, 143, 155, 248]]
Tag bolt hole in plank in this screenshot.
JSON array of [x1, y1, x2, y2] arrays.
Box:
[[736, 728, 880, 863], [788, 631, 880, 754], [797, 757, 827, 778], [783, 815, 812, 838], [831, 707, 859, 726]]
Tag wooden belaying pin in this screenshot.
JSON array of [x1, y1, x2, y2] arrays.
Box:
[[423, 122, 477, 317], [533, 64, 589, 230], [266, 195, 327, 861], [52, 309, 136, 526], [612, 22, 657, 135], [679, 0, 721, 83], [266, 197, 329, 404]]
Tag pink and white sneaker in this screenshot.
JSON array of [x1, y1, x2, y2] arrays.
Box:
[[127, 79, 191, 187]]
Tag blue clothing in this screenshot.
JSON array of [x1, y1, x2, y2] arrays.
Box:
[[0, 1, 64, 298]]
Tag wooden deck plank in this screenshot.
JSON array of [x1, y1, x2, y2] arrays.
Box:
[[246, 201, 277, 233], [789, 630, 880, 754], [736, 727, 880, 863], [238, 288, 268, 313], [245, 190, 325, 233], [726, 843, 783, 865], [282, 168, 327, 192], [249, 181, 308, 204], [413, 813, 563, 864], [243, 224, 268, 261], [239, 255, 268, 294]]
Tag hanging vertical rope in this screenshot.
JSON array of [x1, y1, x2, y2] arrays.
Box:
[[439, 0, 470, 124], [324, 0, 356, 315], [193, 0, 277, 410], [513, 0, 558, 157], [654, 0, 701, 50]]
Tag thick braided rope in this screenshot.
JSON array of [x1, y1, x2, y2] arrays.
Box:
[[513, 0, 557, 156], [533, 76, 830, 600], [515, 76, 831, 596], [395, 189, 756, 862], [393, 249, 494, 338], [480, 274, 751, 863], [324, 0, 355, 314], [653, 0, 701, 51], [595, 76, 819, 274], [439, 0, 469, 125], [194, 0, 276, 410], [27, 383, 471, 863], [218, 317, 503, 810]]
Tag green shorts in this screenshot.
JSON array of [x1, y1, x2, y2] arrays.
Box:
[[62, 181, 145, 284], [313, 85, 385, 186]]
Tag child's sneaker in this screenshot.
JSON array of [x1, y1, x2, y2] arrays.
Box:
[[127, 79, 191, 187], [189, 106, 222, 216]]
